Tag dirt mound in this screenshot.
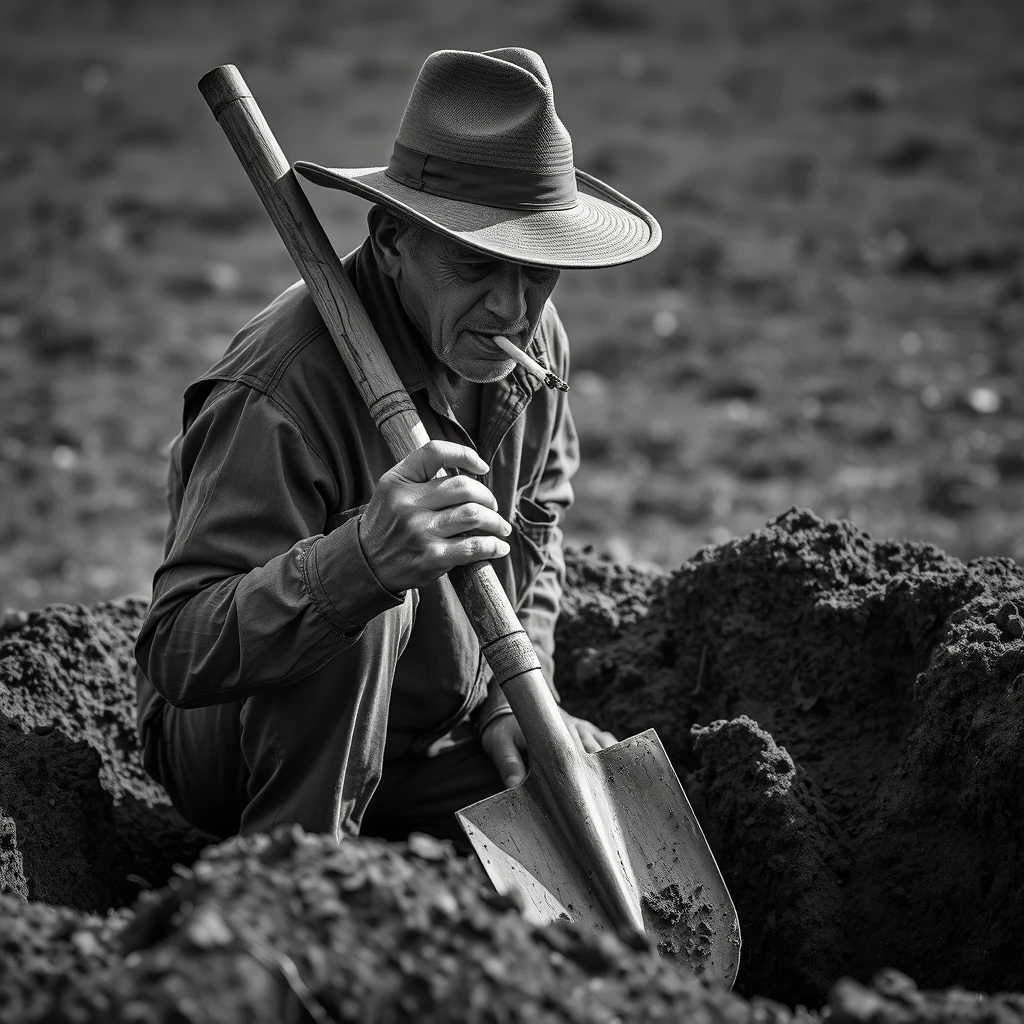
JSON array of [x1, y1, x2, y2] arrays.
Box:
[[0, 599, 209, 909], [1, 508, 1023, 1019], [2, 832, 1019, 1024], [555, 507, 1024, 1004], [23, 827, 800, 1024], [0, 894, 130, 1021]]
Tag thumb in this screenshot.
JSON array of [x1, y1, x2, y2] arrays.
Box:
[[395, 440, 488, 483], [485, 721, 528, 789], [497, 746, 527, 789]]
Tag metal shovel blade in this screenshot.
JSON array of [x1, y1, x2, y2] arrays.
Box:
[[457, 729, 740, 987]]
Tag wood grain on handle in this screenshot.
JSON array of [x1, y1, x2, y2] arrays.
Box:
[[197, 65, 575, 758], [198, 65, 429, 460]]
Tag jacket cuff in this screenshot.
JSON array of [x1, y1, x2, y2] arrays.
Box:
[[306, 515, 405, 635]]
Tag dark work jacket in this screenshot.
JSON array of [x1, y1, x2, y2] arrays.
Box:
[[134, 240, 579, 759]]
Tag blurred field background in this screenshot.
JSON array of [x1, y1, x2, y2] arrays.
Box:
[[1, 0, 1022, 613]]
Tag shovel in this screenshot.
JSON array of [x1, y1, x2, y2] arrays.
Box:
[[198, 65, 740, 986]]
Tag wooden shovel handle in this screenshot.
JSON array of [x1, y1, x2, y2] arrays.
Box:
[[197, 66, 573, 764]]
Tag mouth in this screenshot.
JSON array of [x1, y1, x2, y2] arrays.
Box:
[[467, 330, 523, 358], [491, 334, 570, 392]]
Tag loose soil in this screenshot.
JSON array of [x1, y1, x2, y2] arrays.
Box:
[[1, 0, 1023, 1018], [641, 882, 717, 968], [554, 508, 1024, 1005], [0, 598, 209, 910], [2, 0, 1024, 614], [1, 510, 1022, 1021]]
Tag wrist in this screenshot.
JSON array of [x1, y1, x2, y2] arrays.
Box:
[[356, 514, 404, 598], [476, 703, 515, 735]]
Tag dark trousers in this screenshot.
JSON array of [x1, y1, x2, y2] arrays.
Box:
[[147, 590, 503, 851]]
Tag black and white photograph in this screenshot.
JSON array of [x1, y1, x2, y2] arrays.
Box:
[[1, 0, 1022, 1020]]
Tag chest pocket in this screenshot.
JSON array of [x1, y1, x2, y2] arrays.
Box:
[[509, 493, 558, 609]]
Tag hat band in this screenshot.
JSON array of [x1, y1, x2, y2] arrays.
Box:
[[385, 141, 578, 212]]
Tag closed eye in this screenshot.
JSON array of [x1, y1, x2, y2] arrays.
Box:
[[455, 260, 496, 279], [525, 266, 557, 283]]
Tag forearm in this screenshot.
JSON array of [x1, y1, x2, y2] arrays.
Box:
[[135, 516, 401, 709]]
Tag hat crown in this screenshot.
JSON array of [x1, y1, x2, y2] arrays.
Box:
[[396, 48, 574, 174]]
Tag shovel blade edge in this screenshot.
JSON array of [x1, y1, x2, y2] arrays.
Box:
[[457, 728, 741, 988], [457, 774, 609, 929]]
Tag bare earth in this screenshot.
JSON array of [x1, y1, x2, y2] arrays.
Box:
[[1, 0, 1022, 613]]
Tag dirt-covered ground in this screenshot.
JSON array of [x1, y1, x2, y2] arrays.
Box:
[[2, 0, 1023, 1020], [554, 509, 1024, 1004], [1, 0, 1023, 614], [2, 512, 1023, 1020]]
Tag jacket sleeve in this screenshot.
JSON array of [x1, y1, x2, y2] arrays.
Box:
[[134, 380, 403, 710], [516, 306, 580, 700]]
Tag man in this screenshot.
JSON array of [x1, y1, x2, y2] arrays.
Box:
[[134, 47, 661, 848]]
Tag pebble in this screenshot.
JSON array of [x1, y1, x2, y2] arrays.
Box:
[[988, 602, 1022, 638]]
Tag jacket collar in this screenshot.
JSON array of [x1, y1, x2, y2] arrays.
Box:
[[345, 239, 434, 394]]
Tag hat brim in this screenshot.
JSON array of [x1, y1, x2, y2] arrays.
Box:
[[293, 161, 661, 270]]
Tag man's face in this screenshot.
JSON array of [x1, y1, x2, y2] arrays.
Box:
[[390, 224, 561, 384]]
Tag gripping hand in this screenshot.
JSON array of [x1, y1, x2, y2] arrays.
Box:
[[360, 440, 512, 594]]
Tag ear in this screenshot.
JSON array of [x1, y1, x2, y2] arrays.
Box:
[[367, 206, 405, 281]]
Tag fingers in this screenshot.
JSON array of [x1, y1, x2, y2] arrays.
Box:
[[392, 440, 488, 484], [361, 441, 511, 592], [421, 474, 500, 513], [561, 711, 618, 755], [578, 727, 617, 754], [433, 503, 512, 540], [432, 533, 511, 567]]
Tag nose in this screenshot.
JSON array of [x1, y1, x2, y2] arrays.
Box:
[[483, 262, 528, 327]]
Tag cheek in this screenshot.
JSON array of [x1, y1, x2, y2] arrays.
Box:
[[398, 270, 436, 338], [450, 285, 491, 327], [527, 277, 558, 318]]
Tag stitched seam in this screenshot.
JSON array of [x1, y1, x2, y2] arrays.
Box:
[[197, 324, 325, 398], [311, 529, 359, 634], [191, 378, 337, 497], [194, 371, 271, 396], [298, 540, 350, 643], [267, 698, 285, 831], [266, 322, 329, 390], [261, 391, 338, 509], [236, 372, 271, 394]]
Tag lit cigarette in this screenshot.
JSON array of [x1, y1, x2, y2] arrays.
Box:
[[493, 335, 569, 391]]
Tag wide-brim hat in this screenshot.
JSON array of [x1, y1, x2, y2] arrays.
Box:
[[294, 47, 661, 269]]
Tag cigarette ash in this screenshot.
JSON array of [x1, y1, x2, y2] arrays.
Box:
[[641, 882, 716, 970]]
